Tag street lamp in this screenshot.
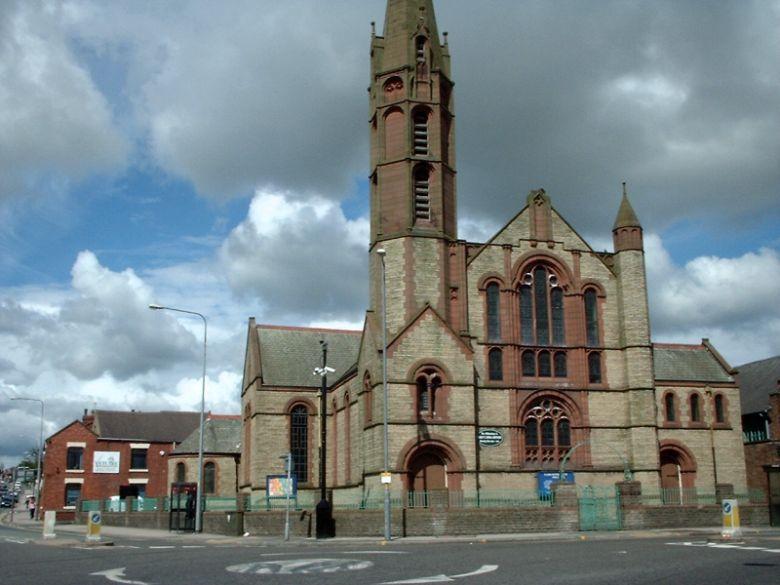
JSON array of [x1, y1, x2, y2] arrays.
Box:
[[149, 303, 207, 533], [377, 248, 391, 541], [11, 397, 44, 520], [313, 341, 335, 538]]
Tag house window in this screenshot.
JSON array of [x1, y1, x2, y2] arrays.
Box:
[[66, 447, 84, 470], [413, 108, 429, 155], [588, 352, 602, 383], [130, 448, 147, 470], [488, 348, 503, 381], [518, 266, 565, 346], [414, 164, 431, 220], [203, 462, 216, 494], [690, 394, 701, 422], [64, 483, 81, 507], [290, 405, 309, 483], [175, 462, 186, 484], [523, 398, 573, 466], [714, 394, 725, 423], [665, 393, 676, 423], [416, 368, 442, 418], [486, 282, 501, 341], [584, 289, 600, 346]]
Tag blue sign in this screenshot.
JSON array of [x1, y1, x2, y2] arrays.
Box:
[[537, 472, 574, 497]]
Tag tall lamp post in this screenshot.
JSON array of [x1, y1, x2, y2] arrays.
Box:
[[377, 248, 391, 541], [11, 397, 44, 520], [313, 341, 335, 538], [149, 303, 207, 533]]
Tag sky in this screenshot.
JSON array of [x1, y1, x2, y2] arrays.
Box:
[[1, 0, 778, 467]]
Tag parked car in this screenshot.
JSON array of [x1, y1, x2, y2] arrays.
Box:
[[0, 495, 15, 508]]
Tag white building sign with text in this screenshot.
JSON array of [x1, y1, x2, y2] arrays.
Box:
[[93, 451, 120, 474]]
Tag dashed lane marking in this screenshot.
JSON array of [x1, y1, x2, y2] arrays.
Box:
[[667, 542, 780, 554]]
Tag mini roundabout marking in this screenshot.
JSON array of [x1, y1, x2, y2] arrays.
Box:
[[226, 558, 374, 575]]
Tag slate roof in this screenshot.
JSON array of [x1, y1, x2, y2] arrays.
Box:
[[735, 356, 780, 415], [173, 416, 242, 455], [257, 325, 361, 388], [93, 410, 201, 443], [653, 344, 733, 383]]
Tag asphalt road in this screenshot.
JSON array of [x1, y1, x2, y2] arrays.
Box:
[[1, 524, 779, 585]]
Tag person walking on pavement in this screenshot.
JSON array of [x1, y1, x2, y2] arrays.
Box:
[[27, 496, 35, 519]]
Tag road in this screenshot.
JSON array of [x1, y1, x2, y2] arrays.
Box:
[[1, 523, 779, 585]]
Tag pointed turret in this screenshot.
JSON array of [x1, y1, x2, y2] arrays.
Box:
[[613, 182, 643, 251]]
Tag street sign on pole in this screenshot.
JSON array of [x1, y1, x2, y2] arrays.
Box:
[[721, 499, 742, 539], [86, 510, 102, 543]]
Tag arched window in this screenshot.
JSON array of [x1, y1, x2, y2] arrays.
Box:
[[414, 164, 431, 220], [203, 462, 216, 494], [175, 462, 186, 484], [518, 265, 565, 346], [588, 352, 602, 384], [363, 373, 373, 424], [416, 368, 442, 417], [290, 405, 309, 483], [523, 397, 573, 466], [344, 392, 352, 483], [584, 288, 600, 347], [522, 350, 536, 376], [664, 393, 676, 423], [384, 107, 404, 159], [714, 394, 725, 423], [554, 351, 567, 378], [488, 348, 503, 381], [538, 350, 551, 377], [416, 36, 426, 62], [486, 282, 501, 341], [413, 108, 429, 156], [689, 394, 701, 423]]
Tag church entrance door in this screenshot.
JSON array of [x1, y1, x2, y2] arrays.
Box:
[[660, 447, 696, 504], [408, 451, 448, 507]]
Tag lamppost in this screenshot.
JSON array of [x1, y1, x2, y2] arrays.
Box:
[[377, 248, 391, 541], [149, 303, 207, 533], [313, 340, 335, 538], [11, 397, 44, 520]]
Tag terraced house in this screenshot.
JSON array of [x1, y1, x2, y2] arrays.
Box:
[[239, 0, 748, 515]]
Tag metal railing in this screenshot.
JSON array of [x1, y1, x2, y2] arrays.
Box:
[[743, 429, 769, 444]]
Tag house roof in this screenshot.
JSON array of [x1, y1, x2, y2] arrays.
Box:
[[257, 325, 361, 388], [653, 344, 733, 383], [92, 410, 201, 443], [173, 416, 242, 455], [735, 355, 780, 414]]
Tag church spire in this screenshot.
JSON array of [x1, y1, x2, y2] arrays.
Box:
[[613, 182, 643, 251]]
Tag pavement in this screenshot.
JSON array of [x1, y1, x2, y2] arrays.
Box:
[[2, 501, 779, 548]]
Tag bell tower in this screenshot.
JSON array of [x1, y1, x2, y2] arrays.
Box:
[[368, 0, 458, 333]]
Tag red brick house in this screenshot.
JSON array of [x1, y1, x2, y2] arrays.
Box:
[[41, 410, 200, 519]]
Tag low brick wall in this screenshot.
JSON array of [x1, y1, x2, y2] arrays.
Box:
[[202, 511, 244, 536], [622, 504, 769, 530]]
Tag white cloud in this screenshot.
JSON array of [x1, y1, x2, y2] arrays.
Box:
[[0, 0, 127, 201]]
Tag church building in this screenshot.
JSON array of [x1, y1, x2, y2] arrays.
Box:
[[239, 0, 747, 506]]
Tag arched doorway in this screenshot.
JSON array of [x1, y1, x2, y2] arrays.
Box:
[[408, 449, 448, 507], [659, 443, 697, 504]]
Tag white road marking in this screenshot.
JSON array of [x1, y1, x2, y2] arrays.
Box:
[[181, 545, 205, 549], [382, 564, 499, 584], [149, 545, 175, 549], [227, 558, 374, 575], [347, 550, 408, 554], [666, 542, 780, 554], [4, 538, 28, 544], [90, 567, 151, 585]]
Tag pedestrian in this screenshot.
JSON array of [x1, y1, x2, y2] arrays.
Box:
[[27, 496, 35, 520]]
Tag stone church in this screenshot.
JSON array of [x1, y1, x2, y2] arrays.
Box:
[[239, 0, 747, 505]]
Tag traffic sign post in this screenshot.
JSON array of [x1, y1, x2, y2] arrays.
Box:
[[721, 499, 742, 539], [86, 510, 103, 543]]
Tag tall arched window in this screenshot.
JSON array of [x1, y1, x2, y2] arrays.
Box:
[[203, 462, 216, 494], [689, 393, 701, 422], [714, 394, 725, 423], [363, 373, 373, 424], [519, 266, 565, 346], [290, 405, 309, 483], [664, 393, 676, 423], [538, 350, 551, 377], [416, 36, 426, 62], [488, 348, 503, 381], [523, 397, 573, 466], [486, 282, 501, 341], [522, 350, 536, 376], [344, 393, 352, 484], [584, 289, 600, 347], [554, 352, 567, 378], [416, 368, 442, 418], [175, 462, 186, 484], [414, 164, 431, 220], [384, 107, 405, 159], [413, 108, 429, 156]]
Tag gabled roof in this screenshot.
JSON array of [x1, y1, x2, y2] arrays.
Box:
[[173, 416, 242, 455], [256, 325, 361, 388], [92, 410, 201, 443], [735, 355, 780, 414], [653, 343, 733, 383]]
